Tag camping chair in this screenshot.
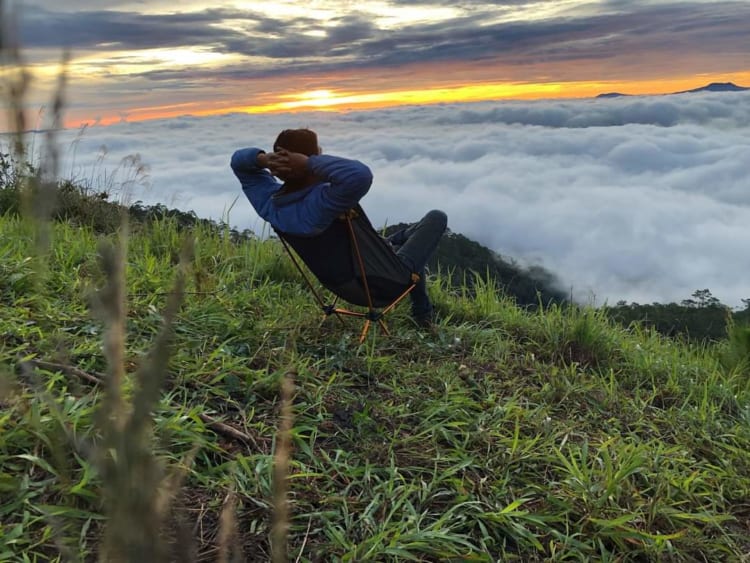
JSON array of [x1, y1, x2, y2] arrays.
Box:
[[274, 205, 420, 343]]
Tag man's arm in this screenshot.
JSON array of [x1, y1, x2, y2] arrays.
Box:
[[230, 148, 280, 222], [307, 154, 373, 222]]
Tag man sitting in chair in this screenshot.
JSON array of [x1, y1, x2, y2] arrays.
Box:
[[231, 128, 447, 327]]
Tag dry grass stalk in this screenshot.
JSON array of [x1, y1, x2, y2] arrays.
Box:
[[95, 235, 193, 562], [217, 488, 241, 563], [271, 371, 296, 563], [95, 235, 128, 433], [1, 2, 69, 278], [0, 0, 30, 155], [32, 50, 69, 253]]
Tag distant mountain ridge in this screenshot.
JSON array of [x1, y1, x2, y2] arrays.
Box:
[[596, 92, 629, 98], [596, 81, 748, 99], [384, 224, 568, 308], [675, 82, 749, 94]]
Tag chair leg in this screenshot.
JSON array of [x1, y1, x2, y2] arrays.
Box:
[[378, 319, 390, 336], [359, 320, 372, 343], [321, 312, 346, 328], [358, 318, 389, 342]]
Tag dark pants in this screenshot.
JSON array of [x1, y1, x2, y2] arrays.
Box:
[[387, 210, 448, 319]]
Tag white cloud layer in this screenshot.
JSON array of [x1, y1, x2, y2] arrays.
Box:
[[39, 92, 750, 308]]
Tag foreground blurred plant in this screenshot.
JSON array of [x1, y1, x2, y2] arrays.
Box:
[[1, 10, 201, 560], [94, 232, 192, 560]]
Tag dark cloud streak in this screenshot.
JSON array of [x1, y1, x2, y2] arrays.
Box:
[[21, 1, 750, 75], [20, 5, 247, 50]]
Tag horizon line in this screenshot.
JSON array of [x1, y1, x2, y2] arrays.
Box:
[[4, 75, 749, 134]]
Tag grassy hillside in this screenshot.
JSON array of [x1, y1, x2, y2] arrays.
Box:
[[1, 207, 749, 562]]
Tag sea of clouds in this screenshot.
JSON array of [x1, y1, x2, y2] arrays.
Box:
[[36, 91, 750, 308]]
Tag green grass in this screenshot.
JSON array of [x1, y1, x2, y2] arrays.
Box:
[[1, 212, 749, 562]]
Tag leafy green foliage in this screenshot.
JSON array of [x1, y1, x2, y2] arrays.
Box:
[[605, 289, 744, 343], [719, 318, 750, 375], [0, 150, 32, 216], [0, 157, 254, 245]]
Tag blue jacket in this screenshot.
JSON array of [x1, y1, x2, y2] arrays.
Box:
[[231, 148, 373, 236]]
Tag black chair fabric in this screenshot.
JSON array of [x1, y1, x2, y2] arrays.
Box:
[[276, 205, 414, 307]]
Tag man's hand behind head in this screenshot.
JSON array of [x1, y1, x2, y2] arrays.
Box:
[[267, 148, 309, 180]]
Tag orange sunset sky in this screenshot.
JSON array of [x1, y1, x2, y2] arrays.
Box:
[[3, 0, 750, 129]]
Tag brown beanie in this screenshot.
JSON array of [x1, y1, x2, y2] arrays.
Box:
[[273, 128, 319, 156]]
